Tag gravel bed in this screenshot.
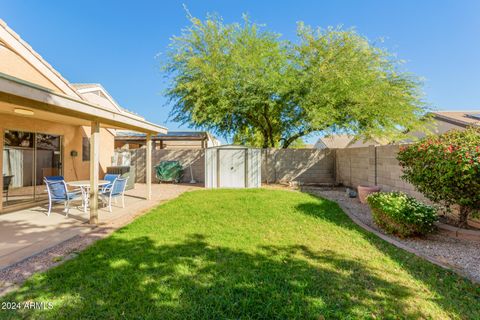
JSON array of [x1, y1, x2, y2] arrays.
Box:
[[304, 187, 480, 283]]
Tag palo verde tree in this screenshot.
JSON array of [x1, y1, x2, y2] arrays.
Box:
[[163, 14, 429, 148]]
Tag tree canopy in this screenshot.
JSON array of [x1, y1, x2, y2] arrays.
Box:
[[163, 14, 429, 148]]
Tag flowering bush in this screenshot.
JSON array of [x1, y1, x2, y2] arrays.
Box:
[[397, 127, 480, 226], [367, 192, 437, 237]]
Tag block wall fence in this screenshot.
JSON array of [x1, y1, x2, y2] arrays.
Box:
[[123, 148, 336, 185], [130, 148, 205, 184], [120, 145, 476, 224], [335, 145, 427, 201], [124, 145, 417, 194]]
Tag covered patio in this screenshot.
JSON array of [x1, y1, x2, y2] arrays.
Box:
[[0, 73, 166, 224], [0, 183, 202, 269]]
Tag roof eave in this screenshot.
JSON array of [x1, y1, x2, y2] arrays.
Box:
[[0, 73, 167, 134], [432, 113, 477, 128]]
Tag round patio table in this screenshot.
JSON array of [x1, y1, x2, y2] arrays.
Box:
[[67, 180, 110, 213]]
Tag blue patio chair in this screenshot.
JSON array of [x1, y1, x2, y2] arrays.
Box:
[[100, 177, 128, 212], [101, 174, 120, 192], [44, 178, 82, 217], [44, 175, 82, 194], [45, 175, 64, 181]]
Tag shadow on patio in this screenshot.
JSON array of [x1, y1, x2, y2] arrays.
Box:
[[0, 183, 202, 269]]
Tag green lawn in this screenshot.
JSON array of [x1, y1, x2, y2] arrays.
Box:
[[2, 189, 479, 319]]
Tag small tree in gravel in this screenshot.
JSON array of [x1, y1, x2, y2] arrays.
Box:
[[397, 127, 480, 227]]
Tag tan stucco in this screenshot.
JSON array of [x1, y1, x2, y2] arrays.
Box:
[[0, 127, 3, 212], [77, 126, 115, 179], [0, 43, 63, 94], [0, 113, 114, 212], [0, 113, 114, 180], [0, 18, 163, 216]]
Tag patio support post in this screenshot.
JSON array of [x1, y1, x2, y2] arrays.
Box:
[[89, 121, 100, 224], [146, 133, 152, 200], [0, 128, 3, 213]]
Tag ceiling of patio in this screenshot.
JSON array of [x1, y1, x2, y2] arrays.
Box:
[[0, 100, 92, 127]]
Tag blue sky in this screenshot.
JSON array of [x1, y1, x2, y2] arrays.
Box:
[[1, 1, 479, 143]]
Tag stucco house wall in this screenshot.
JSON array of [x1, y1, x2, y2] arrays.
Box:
[[0, 112, 114, 182], [0, 40, 63, 93], [0, 27, 116, 186], [0, 18, 166, 216], [0, 35, 116, 213]]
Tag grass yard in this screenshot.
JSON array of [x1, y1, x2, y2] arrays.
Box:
[[1, 189, 479, 319]]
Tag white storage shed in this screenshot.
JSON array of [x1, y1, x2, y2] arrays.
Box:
[[205, 145, 262, 188]]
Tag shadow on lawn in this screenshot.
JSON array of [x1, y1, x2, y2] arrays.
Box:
[[296, 196, 480, 318], [4, 233, 448, 319]]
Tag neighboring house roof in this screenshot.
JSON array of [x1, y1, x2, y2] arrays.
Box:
[[0, 19, 83, 99], [115, 130, 218, 141], [315, 134, 353, 149], [158, 131, 209, 138], [432, 111, 480, 128], [314, 134, 385, 149], [72, 83, 144, 121]]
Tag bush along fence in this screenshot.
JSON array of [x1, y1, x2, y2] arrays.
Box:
[[367, 192, 438, 237], [397, 127, 480, 227]]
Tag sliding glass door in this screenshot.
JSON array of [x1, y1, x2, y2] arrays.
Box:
[[2, 131, 35, 206], [35, 134, 62, 201], [2, 130, 62, 208]]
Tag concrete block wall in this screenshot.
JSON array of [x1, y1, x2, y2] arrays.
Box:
[[262, 149, 335, 184], [335, 144, 426, 200], [126, 145, 430, 200], [335, 147, 372, 188], [334, 144, 480, 225], [124, 145, 477, 225], [131, 148, 146, 184], [127, 146, 422, 196], [375, 145, 426, 200], [125, 148, 336, 186], [129, 149, 205, 183]]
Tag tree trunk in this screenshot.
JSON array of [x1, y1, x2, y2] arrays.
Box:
[[281, 128, 313, 149], [282, 134, 303, 149], [262, 137, 269, 149], [457, 206, 472, 228], [262, 108, 276, 148]]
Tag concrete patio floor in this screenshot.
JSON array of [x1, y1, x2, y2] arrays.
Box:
[[0, 183, 203, 269]]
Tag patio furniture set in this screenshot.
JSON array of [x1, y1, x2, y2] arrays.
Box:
[[43, 174, 128, 216]]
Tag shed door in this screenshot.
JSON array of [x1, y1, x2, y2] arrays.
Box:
[[218, 149, 245, 188]]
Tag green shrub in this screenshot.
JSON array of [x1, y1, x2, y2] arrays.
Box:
[[366, 192, 437, 237], [397, 127, 480, 226]]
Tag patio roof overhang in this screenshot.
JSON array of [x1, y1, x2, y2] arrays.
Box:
[[0, 72, 167, 134], [116, 135, 207, 143], [0, 72, 158, 224]]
